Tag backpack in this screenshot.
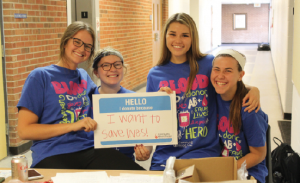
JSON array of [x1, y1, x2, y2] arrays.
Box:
[[271, 137, 300, 183]]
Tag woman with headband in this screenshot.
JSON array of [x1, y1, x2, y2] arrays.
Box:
[[211, 49, 268, 183], [92, 47, 151, 162]]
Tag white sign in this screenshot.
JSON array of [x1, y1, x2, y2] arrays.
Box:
[[93, 92, 178, 148]]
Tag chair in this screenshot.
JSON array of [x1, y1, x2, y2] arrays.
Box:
[[265, 124, 273, 183]]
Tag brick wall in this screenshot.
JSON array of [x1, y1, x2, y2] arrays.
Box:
[[222, 4, 269, 43], [99, 0, 153, 90], [162, 0, 168, 27], [3, 0, 67, 152], [2, 0, 168, 153]]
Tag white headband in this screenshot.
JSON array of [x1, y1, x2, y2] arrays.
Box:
[[213, 49, 246, 70]]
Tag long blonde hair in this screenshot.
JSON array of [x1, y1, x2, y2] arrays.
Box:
[[158, 13, 207, 94]]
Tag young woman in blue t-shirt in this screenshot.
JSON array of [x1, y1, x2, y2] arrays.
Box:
[[211, 49, 268, 183], [136, 13, 261, 170], [17, 22, 143, 170], [92, 47, 149, 161]]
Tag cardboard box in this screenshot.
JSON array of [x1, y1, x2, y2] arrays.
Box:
[[178, 180, 256, 183], [174, 157, 256, 183], [176, 164, 200, 182]]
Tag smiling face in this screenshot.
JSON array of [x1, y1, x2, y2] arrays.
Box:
[[94, 55, 124, 88], [166, 22, 192, 64], [63, 30, 93, 69], [211, 56, 245, 101]]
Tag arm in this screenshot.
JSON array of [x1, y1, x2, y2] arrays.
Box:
[[17, 107, 97, 141], [243, 85, 260, 113], [134, 145, 153, 161], [237, 143, 267, 169]]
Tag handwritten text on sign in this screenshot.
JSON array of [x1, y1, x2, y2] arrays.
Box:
[[93, 92, 177, 148]]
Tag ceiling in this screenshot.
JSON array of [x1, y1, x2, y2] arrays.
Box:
[[221, 0, 271, 4]]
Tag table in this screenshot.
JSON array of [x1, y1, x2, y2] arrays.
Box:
[[0, 168, 163, 182]]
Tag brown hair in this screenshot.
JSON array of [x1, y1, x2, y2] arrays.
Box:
[[214, 54, 248, 134], [158, 13, 207, 94], [59, 21, 95, 65]]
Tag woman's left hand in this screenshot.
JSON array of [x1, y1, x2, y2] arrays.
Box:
[[242, 86, 260, 113]]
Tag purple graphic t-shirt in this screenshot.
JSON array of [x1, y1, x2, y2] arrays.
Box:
[[147, 55, 221, 170], [17, 65, 97, 167], [217, 95, 268, 183]]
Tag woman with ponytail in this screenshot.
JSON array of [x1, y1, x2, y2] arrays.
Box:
[[211, 49, 268, 183], [143, 13, 261, 171]]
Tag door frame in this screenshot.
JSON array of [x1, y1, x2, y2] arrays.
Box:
[[0, 0, 9, 158]]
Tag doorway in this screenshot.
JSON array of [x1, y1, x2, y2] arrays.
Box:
[[152, 0, 162, 66], [68, 0, 99, 84], [0, 23, 8, 160]]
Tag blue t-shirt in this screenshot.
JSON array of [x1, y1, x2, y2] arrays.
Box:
[[217, 95, 268, 183], [147, 55, 221, 170], [95, 86, 135, 161], [17, 65, 97, 167]]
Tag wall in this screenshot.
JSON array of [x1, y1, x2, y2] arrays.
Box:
[[162, 0, 168, 27], [98, 0, 153, 90], [2, 0, 67, 153], [270, 0, 293, 115], [168, 0, 190, 15], [222, 4, 269, 43], [212, 1, 222, 49], [292, 0, 300, 153]]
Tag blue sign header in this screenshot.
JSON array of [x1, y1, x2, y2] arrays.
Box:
[[99, 96, 171, 113]]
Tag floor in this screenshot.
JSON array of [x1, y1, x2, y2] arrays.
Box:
[[0, 44, 283, 170]]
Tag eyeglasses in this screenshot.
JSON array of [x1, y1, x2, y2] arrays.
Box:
[[72, 38, 94, 52], [99, 61, 123, 71]]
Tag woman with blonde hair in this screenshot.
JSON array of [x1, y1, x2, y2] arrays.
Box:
[[144, 13, 260, 170]]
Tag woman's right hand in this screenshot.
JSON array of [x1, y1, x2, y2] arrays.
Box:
[[71, 117, 97, 132], [158, 86, 173, 94], [18, 107, 97, 141], [134, 145, 153, 161]]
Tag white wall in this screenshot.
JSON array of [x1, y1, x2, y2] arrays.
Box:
[[291, 0, 300, 153], [168, 0, 190, 15], [212, 1, 222, 48], [292, 86, 300, 153], [270, 0, 293, 114]]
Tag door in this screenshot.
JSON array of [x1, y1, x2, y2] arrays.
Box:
[[0, 24, 7, 160], [70, 0, 99, 84], [211, 5, 213, 49], [152, 0, 162, 66]]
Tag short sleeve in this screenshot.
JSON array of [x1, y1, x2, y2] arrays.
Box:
[[146, 69, 155, 92], [17, 70, 45, 117], [242, 111, 268, 147]]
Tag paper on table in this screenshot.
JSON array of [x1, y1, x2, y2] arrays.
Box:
[[110, 174, 163, 183], [0, 170, 11, 178], [51, 171, 109, 183]]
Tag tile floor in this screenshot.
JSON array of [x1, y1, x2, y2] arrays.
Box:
[[0, 44, 283, 170]]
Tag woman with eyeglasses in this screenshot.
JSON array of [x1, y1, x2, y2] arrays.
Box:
[[17, 21, 144, 170], [92, 47, 150, 162]]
